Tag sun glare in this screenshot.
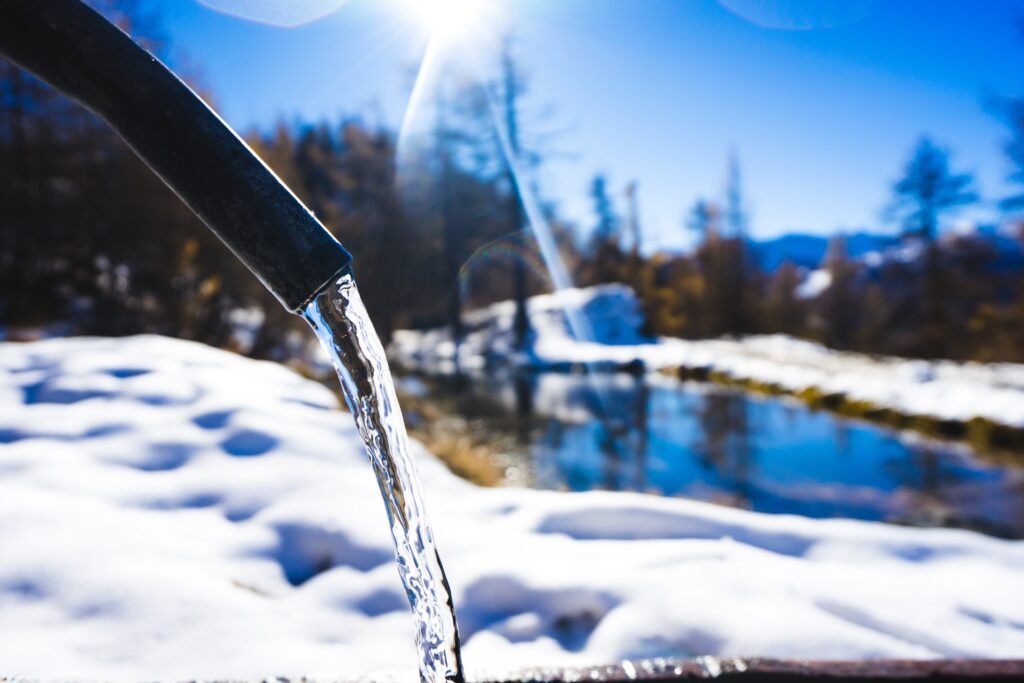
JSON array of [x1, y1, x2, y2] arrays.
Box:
[[404, 0, 488, 41]]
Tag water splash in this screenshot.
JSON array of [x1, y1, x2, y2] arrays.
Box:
[[303, 271, 464, 683]]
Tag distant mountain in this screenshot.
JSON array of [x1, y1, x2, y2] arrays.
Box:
[[750, 227, 1024, 282], [750, 232, 898, 271], [956, 225, 1024, 273]]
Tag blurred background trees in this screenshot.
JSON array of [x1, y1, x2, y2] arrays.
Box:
[[3, 2, 1024, 364], [0, 1, 256, 347]]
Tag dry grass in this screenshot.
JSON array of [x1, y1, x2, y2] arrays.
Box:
[[395, 386, 520, 488]]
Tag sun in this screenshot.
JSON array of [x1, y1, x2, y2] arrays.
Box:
[[403, 0, 489, 42]]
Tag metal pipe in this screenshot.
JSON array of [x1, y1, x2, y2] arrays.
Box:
[[0, 0, 353, 312]]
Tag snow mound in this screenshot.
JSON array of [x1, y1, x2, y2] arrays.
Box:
[[391, 285, 1024, 428], [391, 284, 652, 373], [1, 336, 1024, 680]]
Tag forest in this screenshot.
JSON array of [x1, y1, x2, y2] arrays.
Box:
[[2, 1, 1024, 363]]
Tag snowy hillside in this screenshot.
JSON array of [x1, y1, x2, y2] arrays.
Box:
[[2, 336, 1024, 680], [390, 285, 1024, 430]]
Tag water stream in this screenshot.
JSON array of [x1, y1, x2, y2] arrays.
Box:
[[303, 272, 464, 683]]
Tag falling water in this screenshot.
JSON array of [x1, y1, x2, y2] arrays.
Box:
[[303, 271, 464, 683]]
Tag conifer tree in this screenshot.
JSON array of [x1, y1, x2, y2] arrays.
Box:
[[887, 137, 976, 241], [587, 174, 624, 283]]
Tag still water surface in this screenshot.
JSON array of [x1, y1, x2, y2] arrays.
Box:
[[412, 370, 1024, 538]]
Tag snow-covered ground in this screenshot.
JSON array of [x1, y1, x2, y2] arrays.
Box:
[[389, 284, 1024, 428], [2, 336, 1024, 681]]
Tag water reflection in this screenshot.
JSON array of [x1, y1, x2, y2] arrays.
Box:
[[693, 391, 753, 507], [438, 370, 1024, 538]]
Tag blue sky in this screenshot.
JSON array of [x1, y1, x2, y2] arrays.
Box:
[[154, 0, 1024, 250]]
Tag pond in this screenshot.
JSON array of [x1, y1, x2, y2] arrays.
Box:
[[406, 370, 1024, 539]]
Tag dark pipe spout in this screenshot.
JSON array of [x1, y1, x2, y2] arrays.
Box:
[[0, 0, 352, 312]]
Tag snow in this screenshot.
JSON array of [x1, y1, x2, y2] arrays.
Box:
[[796, 269, 832, 299], [2, 335, 1024, 681], [390, 285, 1024, 428]]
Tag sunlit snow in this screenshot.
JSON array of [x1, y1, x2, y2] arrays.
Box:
[[1, 335, 1023, 680]]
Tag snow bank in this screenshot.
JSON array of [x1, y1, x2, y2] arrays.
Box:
[[2, 336, 1024, 681], [389, 285, 1024, 428]]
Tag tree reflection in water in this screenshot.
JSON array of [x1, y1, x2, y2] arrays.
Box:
[[428, 369, 1024, 537], [693, 390, 754, 507]]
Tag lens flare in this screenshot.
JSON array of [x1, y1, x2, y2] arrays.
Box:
[[394, 18, 618, 423], [396, 14, 598, 350], [458, 232, 553, 302], [196, 0, 349, 27], [717, 0, 878, 30]]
